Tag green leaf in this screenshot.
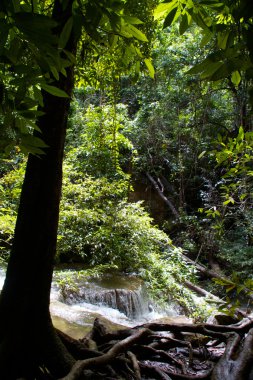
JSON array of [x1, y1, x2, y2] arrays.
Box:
[[201, 61, 224, 79], [217, 31, 230, 50], [187, 58, 221, 76], [154, 1, 177, 21], [238, 126, 244, 140], [198, 150, 206, 159], [144, 58, 155, 79], [108, 34, 119, 48], [231, 70, 241, 86], [61, 67, 67, 77], [191, 11, 209, 31], [163, 7, 178, 28], [179, 13, 189, 35], [40, 84, 69, 98], [20, 135, 48, 155], [126, 24, 148, 42], [134, 45, 143, 58], [209, 62, 233, 81], [33, 86, 44, 107], [63, 50, 76, 64], [50, 66, 60, 81], [122, 16, 143, 25], [223, 197, 235, 205], [200, 31, 213, 47], [59, 17, 73, 49], [22, 135, 48, 148], [19, 110, 45, 118]]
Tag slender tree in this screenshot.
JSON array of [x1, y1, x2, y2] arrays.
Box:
[[0, 0, 156, 377], [0, 1, 78, 377]]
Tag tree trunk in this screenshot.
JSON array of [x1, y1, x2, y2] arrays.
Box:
[[0, 1, 77, 378]]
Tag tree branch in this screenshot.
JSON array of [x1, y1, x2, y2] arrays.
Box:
[[146, 172, 180, 218]]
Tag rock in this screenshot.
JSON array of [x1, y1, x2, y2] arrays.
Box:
[[207, 313, 239, 325]]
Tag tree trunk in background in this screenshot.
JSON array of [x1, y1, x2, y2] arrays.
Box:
[[0, 1, 77, 378]]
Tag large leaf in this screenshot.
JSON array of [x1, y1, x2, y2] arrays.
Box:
[[40, 84, 69, 98], [59, 17, 73, 49], [124, 24, 148, 42], [163, 7, 178, 28], [154, 1, 177, 21], [122, 16, 143, 25], [201, 61, 225, 79], [187, 57, 215, 75], [179, 13, 190, 35], [217, 30, 230, 50], [190, 11, 210, 31], [20, 135, 48, 155], [200, 30, 213, 47]]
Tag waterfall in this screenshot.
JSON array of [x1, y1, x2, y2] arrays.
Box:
[[0, 266, 170, 336], [61, 284, 150, 319]]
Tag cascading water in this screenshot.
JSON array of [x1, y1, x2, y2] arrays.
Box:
[[60, 282, 150, 319], [52, 271, 166, 328], [0, 267, 180, 338]]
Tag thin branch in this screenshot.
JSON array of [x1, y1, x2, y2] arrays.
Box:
[[146, 172, 180, 218]]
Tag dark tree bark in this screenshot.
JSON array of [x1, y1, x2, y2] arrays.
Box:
[[0, 1, 77, 378]]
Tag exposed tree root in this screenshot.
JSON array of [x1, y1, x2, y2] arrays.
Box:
[[52, 316, 253, 380]]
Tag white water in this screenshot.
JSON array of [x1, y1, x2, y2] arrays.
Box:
[[0, 268, 168, 335], [0, 268, 5, 289]]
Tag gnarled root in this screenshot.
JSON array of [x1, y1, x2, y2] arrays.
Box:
[[55, 316, 253, 380]]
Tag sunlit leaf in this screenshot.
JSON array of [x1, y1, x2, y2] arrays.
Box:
[[231, 70, 241, 86], [144, 58, 155, 79], [122, 16, 143, 25], [154, 1, 177, 20], [127, 24, 148, 42], [198, 151, 206, 159]]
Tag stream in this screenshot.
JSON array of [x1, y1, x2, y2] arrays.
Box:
[[0, 267, 190, 339]]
